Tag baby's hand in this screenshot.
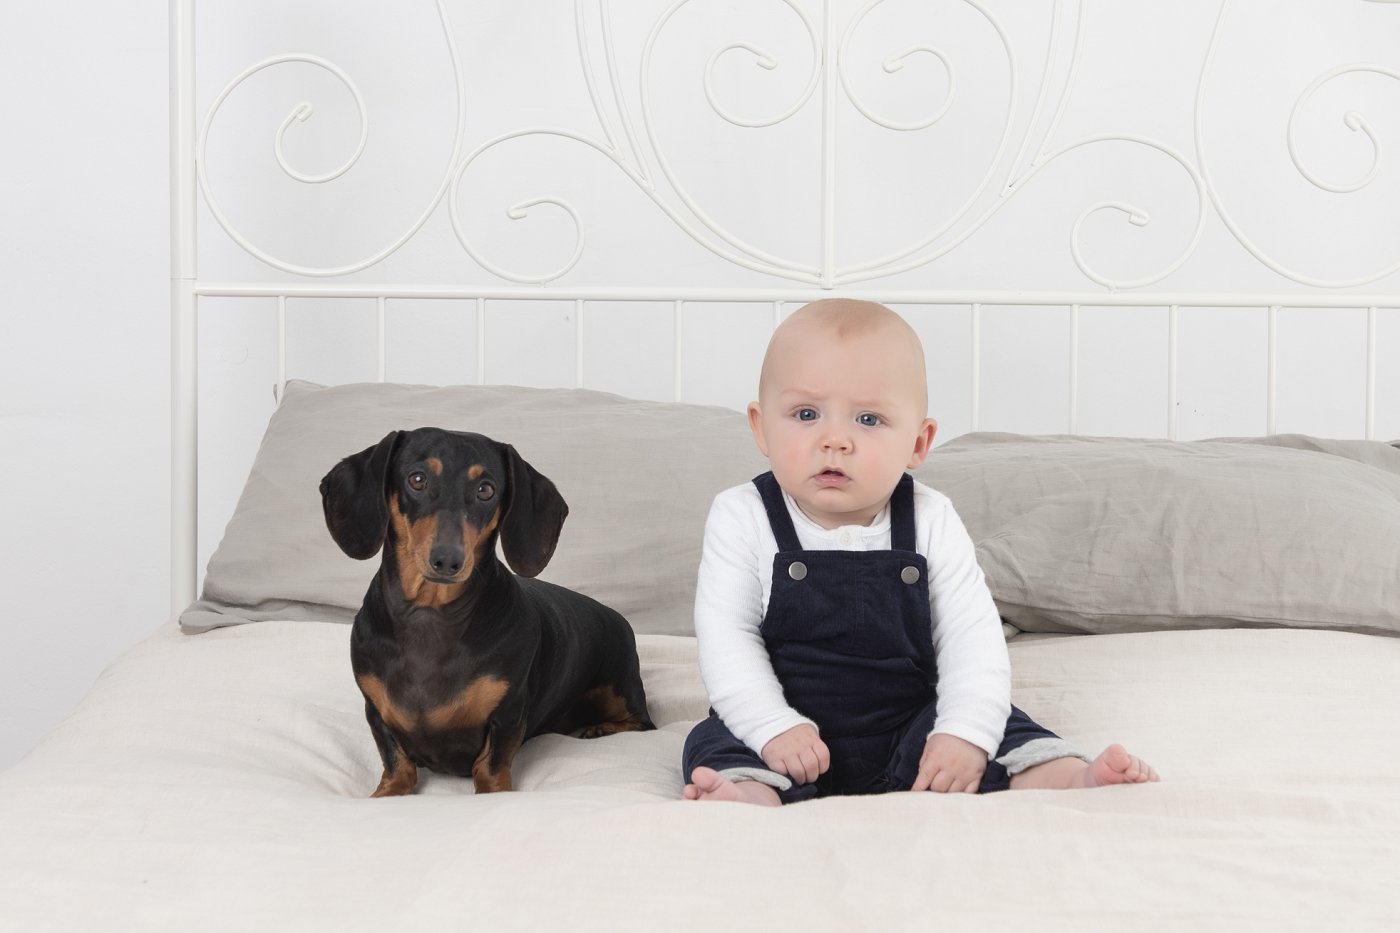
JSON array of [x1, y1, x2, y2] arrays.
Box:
[[911, 733, 987, 794], [761, 724, 830, 785]]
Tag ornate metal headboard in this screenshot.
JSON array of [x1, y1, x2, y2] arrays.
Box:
[[170, 0, 1398, 611]]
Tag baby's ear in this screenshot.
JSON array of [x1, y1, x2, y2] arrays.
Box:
[[906, 418, 938, 469], [747, 402, 770, 457]]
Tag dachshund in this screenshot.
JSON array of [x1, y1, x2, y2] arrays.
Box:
[[321, 427, 653, 796]]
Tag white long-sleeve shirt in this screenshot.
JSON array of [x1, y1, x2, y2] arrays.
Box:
[[694, 479, 1012, 758]]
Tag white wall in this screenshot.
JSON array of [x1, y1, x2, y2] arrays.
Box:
[[3, 0, 1398, 772], [2, 4, 170, 769]]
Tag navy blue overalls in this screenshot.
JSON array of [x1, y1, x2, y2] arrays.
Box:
[[682, 472, 1065, 804]]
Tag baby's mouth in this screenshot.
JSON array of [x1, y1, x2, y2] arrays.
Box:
[[813, 467, 849, 486]]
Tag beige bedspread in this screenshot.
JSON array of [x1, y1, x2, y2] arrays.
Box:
[[1, 620, 1397, 931]]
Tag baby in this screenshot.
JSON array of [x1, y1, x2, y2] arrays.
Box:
[[683, 298, 1159, 805]]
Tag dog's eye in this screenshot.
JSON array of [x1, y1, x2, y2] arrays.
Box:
[[475, 481, 496, 502], [407, 471, 427, 491]]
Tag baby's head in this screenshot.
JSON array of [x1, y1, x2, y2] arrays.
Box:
[[749, 299, 937, 529]]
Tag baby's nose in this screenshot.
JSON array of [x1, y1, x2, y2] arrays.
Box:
[[822, 430, 853, 451]]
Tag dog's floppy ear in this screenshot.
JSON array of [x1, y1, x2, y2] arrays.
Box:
[[497, 442, 568, 578], [320, 431, 403, 560]]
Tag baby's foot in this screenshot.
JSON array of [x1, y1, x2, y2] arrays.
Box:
[[1082, 743, 1160, 787], [683, 767, 781, 805]]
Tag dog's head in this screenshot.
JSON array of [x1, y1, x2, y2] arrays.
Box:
[[320, 428, 568, 596]]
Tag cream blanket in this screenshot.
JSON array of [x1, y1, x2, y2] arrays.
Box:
[[1, 621, 1397, 930]]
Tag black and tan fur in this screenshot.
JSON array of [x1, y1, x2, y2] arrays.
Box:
[[321, 427, 653, 797]]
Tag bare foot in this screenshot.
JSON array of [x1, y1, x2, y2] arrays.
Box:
[[1081, 743, 1159, 787], [1010, 743, 1160, 790], [682, 767, 782, 806]]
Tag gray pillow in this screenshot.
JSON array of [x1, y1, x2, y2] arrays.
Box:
[[186, 381, 1400, 641], [181, 381, 768, 634], [916, 433, 1400, 637]]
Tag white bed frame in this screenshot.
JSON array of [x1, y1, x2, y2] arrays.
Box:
[[168, 0, 1398, 615]]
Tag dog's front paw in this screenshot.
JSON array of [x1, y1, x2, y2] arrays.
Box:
[[370, 760, 419, 797], [471, 765, 514, 793]]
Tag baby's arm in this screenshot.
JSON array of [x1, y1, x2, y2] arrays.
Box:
[[694, 488, 818, 756], [920, 491, 1012, 758]]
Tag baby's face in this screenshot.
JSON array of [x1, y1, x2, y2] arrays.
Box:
[[749, 319, 934, 529]]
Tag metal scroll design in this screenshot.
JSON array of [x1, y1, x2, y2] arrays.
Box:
[[197, 0, 1397, 290], [197, 0, 465, 277], [1197, 0, 1400, 288]]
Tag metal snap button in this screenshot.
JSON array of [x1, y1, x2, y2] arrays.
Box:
[[788, 561, 808, 581], [900, 566, 920, 584]]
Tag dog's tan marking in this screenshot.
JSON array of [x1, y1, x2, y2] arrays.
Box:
[[389, 498, 466, 607], [372, 753, 418, 797], [578, 686, 650, 738], [468, 464, 485, 480], [359, 672, 509, 736], [424, 676, 511, 732], [356, 674, 421, 797], [357, 674, 414, 735], [471, 728, 522, 794], [426, 457, 443, 476], [463, 511, 499, 568], [583, 685, 630, 721], [472, 752, 513, 792]]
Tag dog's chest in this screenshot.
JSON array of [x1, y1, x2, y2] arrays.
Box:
[[361, 670, 509, 735]]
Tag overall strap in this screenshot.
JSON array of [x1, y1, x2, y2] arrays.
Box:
[[889, 474, 917, 552], [752, 472, 803, 552], [753, 471, 918, 552]]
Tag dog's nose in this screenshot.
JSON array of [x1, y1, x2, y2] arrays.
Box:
[[429, 545, 465, 578]]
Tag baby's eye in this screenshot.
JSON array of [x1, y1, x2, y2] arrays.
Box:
[[857, 413, 881, 427], [796, 408, 818, 422]]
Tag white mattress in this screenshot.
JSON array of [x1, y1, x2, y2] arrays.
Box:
[[2, 620, 1398, 930]]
